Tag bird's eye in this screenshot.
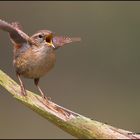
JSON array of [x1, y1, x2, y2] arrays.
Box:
[[39, 34, 43, 38]]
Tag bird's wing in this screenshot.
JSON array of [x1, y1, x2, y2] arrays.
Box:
[[0, 19, 30, 44], [11, 21, 23, 30], [52, 36, 81, 49]]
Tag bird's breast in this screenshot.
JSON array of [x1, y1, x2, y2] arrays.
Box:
[[14, 46, 56, 79]]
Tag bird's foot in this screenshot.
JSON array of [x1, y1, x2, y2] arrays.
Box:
[[41, 97, 57, 111], [42, 95, 51, 103], [20, 86, 27, 97]]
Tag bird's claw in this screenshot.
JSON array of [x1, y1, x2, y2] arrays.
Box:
[[21, 89, 27, 97]]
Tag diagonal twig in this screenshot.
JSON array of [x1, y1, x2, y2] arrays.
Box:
[[0, 69, 140, 139]]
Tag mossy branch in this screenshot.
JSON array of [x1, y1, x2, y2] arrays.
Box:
[[0, 69, 140, 139]]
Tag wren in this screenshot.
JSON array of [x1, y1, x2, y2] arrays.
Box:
[[0, 19, 81, 100]]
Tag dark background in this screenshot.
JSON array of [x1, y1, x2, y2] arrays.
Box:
[[0, 1, 140, 139]]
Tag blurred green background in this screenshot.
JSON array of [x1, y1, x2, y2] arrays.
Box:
[[0, 1, 140, 139]]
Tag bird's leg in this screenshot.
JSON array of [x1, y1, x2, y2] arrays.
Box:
[[34, 78, 49, 100], [16, 73, 27, 96]]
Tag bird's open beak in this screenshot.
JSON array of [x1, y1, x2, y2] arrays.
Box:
[[47, 41, 55, 49], [45, 34, 55, 49]]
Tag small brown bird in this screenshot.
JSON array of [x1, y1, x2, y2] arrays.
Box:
[[0, 19, 81, 100]]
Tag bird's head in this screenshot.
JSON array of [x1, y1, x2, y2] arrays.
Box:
[[31, 30, 55, 49]]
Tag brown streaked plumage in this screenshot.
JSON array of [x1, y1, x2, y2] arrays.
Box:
[[0, 19, 81, 100]]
